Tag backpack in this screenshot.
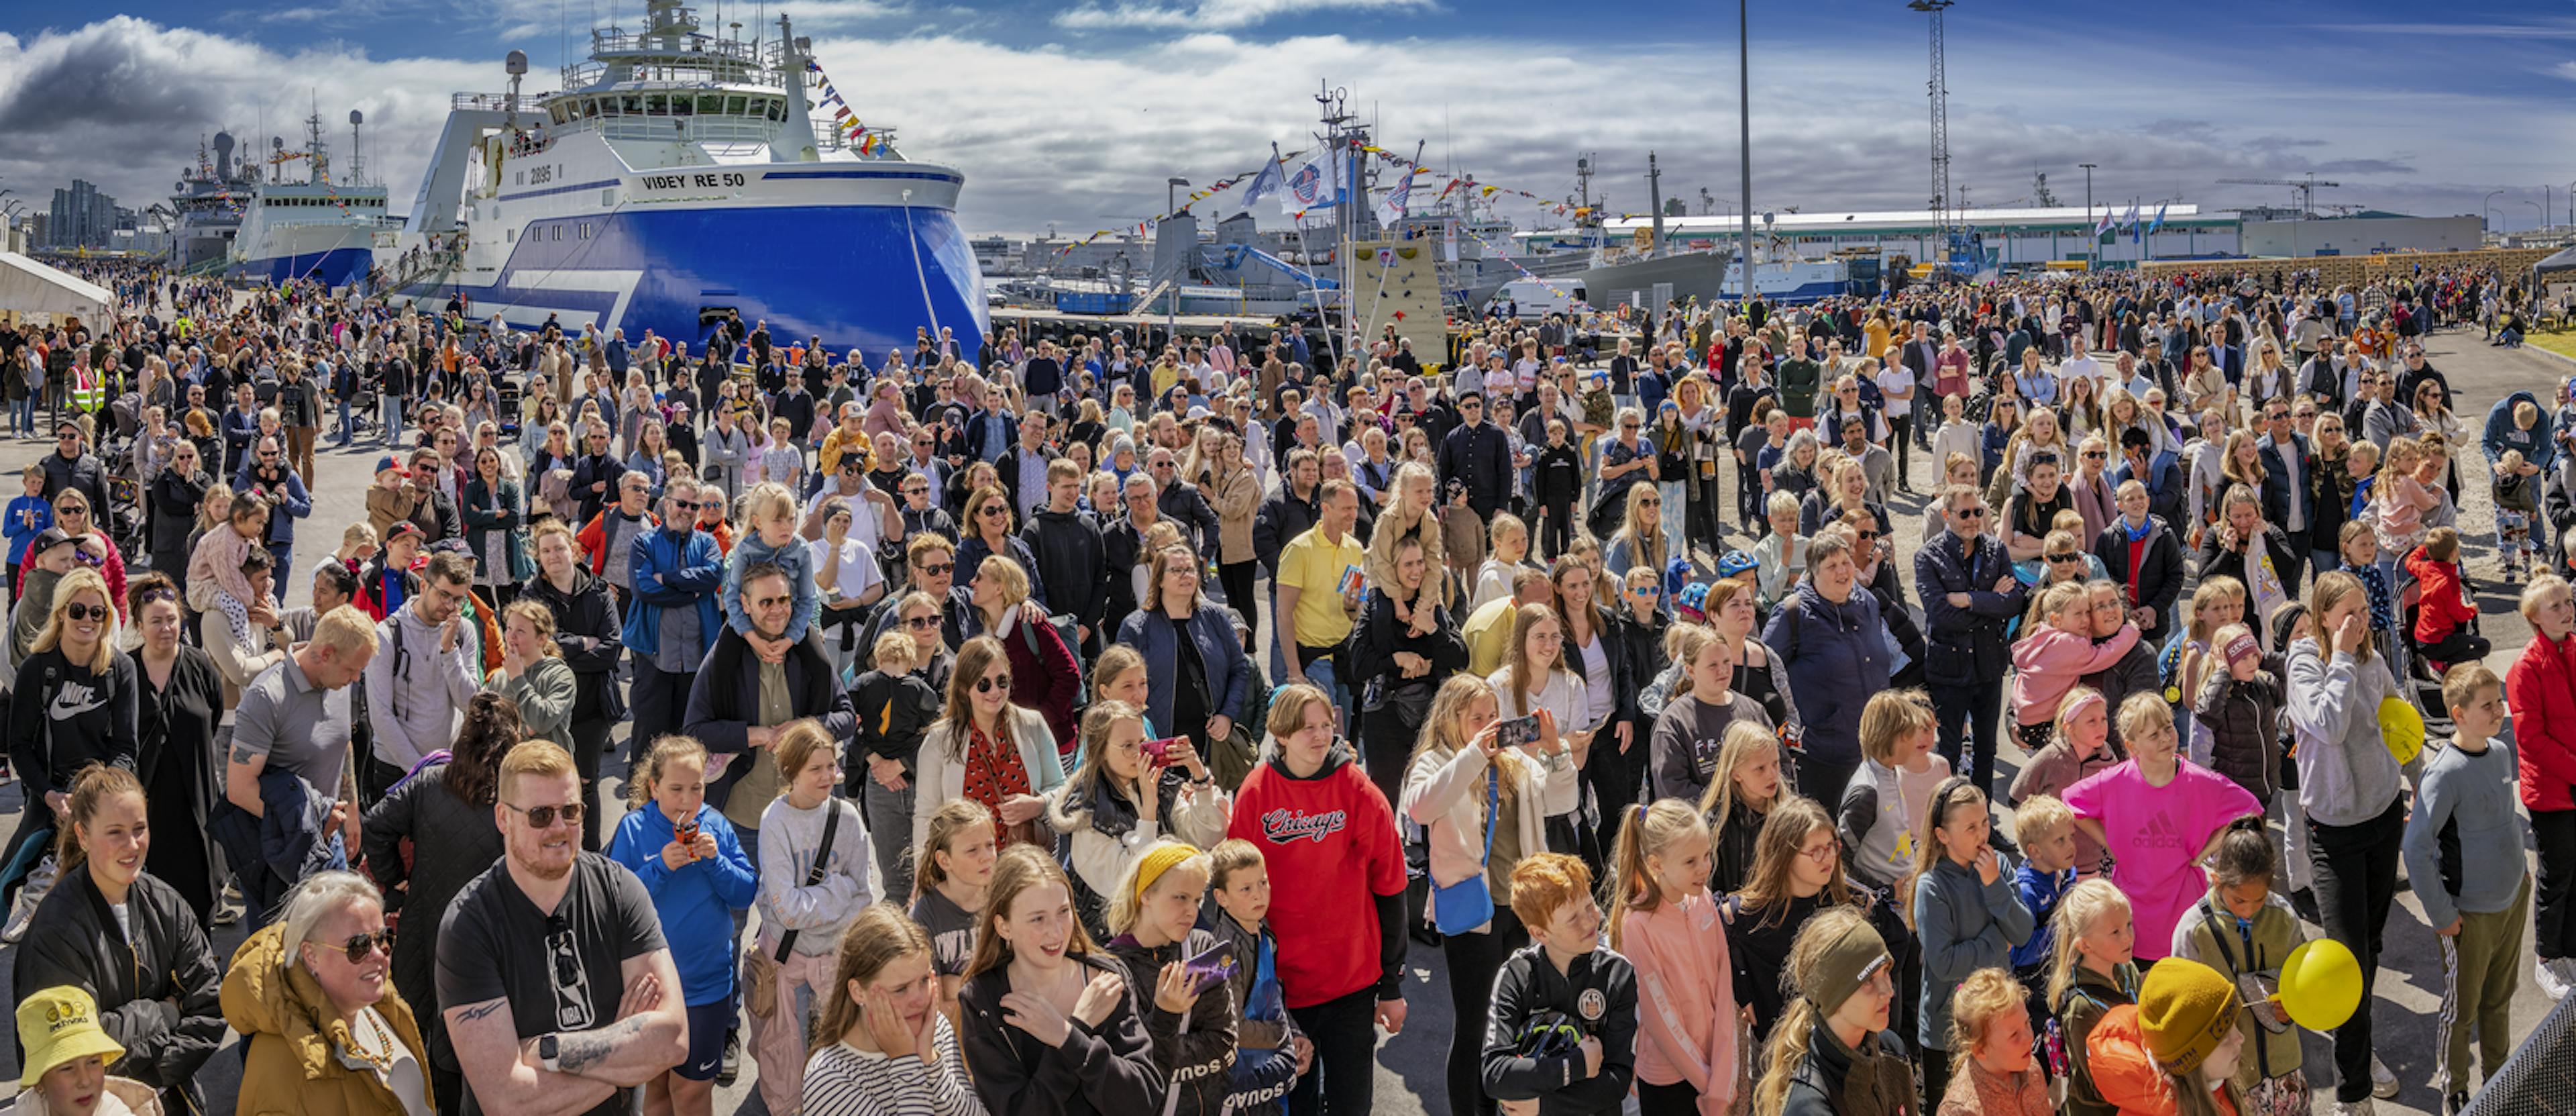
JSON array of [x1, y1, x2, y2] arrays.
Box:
[[1020, 611, 1087, 717]]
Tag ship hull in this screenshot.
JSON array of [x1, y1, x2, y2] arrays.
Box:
[[234, 245, 375, 287], [396, 201, 988, 358]]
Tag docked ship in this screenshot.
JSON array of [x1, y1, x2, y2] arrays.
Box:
[[384, 0, 988, 356], [168, 134, 260, 274], [228, 108, 398, 288]]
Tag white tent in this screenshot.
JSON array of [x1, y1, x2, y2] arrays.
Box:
[[0, 252, 114, 321]]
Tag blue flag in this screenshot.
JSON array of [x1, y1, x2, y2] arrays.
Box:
[[1238, 144, 1286, 216]]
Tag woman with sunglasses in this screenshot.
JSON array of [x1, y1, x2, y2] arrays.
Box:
[[913, 635, 1067, 854], [957, 485, 1049, 613], [123, 574, 225, 927], [147, 441, 211, 593], [223, 870, 436, 1115], [7, 567, 138, 853], [46, 489, 128, 623]]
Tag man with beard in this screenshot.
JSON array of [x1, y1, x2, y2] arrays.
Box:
[[436, 741, 690, 1116]]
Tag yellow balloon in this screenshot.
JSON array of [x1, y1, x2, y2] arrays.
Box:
[[2378, 697, 2425, 766], [2277, 939, 2363, 1031]]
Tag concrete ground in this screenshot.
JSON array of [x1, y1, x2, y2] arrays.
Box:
[[0, 323, 2566, 1115]]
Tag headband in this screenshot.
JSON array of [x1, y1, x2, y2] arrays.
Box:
[[1134, 842, 1198, 901], [2059, 690, 2106, 728]]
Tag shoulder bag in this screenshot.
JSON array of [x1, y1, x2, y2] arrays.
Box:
[[1430, 770, 1499, 934], [745, 802, 840, 1019]]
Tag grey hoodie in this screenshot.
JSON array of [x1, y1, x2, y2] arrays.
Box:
[[2284, 638, 2402, 828], [363, 603, 483, 770]]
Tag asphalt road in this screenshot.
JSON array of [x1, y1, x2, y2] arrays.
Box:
[[0, 323, 2566, 1115]]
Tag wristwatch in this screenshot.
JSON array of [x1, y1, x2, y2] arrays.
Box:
[[538, 1033, 560, 1074]]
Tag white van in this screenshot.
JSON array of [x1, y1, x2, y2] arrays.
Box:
[[1491, 278, 1586, 319]]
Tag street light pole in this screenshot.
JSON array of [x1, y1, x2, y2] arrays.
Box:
[[1738, 0, 1753, 303], [2485, 189, 2505, 234], [2526, 200, 2546, 231], [2078, 162, 2096, 258], [1165, 176, 1189, 350]]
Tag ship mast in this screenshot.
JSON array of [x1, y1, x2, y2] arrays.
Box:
[[1315, 82, 1361, 372]]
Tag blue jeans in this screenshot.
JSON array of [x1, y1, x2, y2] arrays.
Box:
[[265, 545, 292, 601], [1299, 652, 1355, 735], [380, 395, 404, 446], [11, 396, 32, 437], [335, 399, 360, 444]]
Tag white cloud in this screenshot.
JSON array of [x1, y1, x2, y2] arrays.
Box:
[[0, 16, 2561, 244], [2555, 60, 2576, 81], [1055, 0, 1436, 32]]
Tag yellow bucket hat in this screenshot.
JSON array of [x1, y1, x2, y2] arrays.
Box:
[[17, 986, 125, 1088]]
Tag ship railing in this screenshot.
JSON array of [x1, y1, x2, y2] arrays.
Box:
[[452, 91, 555, 112], [809, 122, 900, 156]]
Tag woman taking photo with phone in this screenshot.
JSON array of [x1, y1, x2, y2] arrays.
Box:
[[1401, 674, 1562, 1116], [1047, 701, 1228, 933]]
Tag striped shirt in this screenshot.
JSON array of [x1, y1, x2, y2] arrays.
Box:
[[800, 1016, 985, 1116]]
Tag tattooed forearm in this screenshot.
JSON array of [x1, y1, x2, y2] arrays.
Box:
[[555, 1015, 645, 1073]]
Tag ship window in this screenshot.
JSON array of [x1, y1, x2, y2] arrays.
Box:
[[724, 95, 747, 116], [644, 95, 665, 115], [672, 95, 692, 117], [620, 95, 642, 115], [698, 94, 723, 114], [766, 99, 786, 122]]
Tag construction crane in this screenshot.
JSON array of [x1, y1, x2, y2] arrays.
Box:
[[1908, 0, 1955, 242], [2216, 174, 2340, 217]]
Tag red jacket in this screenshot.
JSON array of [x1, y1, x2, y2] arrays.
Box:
[[2507, 631, 2576, 811], [576, 509, 657, 576], [2404, 546, 2476, 646]]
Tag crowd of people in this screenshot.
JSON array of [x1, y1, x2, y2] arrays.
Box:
[[0, 256, 2569, 1116]]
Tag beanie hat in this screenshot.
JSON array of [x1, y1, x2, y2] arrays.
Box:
[[1801, 917, 1892, 1018], [2139, 958, 2241, 1076], [2222, 630, 2262, 671]]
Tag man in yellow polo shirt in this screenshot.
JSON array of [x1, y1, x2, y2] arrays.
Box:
[[1275, 479, 1365, 719], [1464, 566, 1554, 677]]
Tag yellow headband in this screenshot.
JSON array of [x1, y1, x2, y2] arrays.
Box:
[[1134, 843, 1199, 900]]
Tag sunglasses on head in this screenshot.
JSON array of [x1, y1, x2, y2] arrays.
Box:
[[975, 673, 1014, 693], [506, 801, 586, 829]]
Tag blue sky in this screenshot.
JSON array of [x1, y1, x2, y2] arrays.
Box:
[[3, 0, 2571, 236]]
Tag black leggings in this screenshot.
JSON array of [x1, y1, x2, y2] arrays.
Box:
[[2308, 798, 2404, 1103], [1359, 703, 1423, 821], [2536, 809, 2576, 963], [570, 713, 614, 852], [1289, 986, 1384, 1116], [1636, 1079, 1705, 1116], [1538, 499, 1574, 560], [1220, 560, 1260, 645], [2414, 629, 2492, 670], [1439, 909, 1527, 1116]]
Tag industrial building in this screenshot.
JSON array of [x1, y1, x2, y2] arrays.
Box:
[[2238, 212, 2485, 258], [1598, 204, 2239, 270]]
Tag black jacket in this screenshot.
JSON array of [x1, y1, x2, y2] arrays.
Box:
[[1913, 528, 2023, 688], [1251, 487, 1320, 576], [2093, 515, 2187, 637], [570, 452, 626, 526], [959, 952, 1168, 1116], [523, 568, 625, 723], [148, 468, 208, 580], [40, 450, 109, 525], [11, 866, 223, 1107], [1479, 943, 1639, 1116], [2194, 521, 2296, 594], [1105, 930, 1238, 1116], [359, 761, 504, 1074], [1022, 507, 1110, 633], [9, 647, 141, 797], [1350, 588, 1468, 708], [1156, 481, 1223, 558], [683, 626, 859, 780], [1778, 1024, 1915, 1116], [2257, 433, 2314, 534], [1438, 421, 1513, 517]]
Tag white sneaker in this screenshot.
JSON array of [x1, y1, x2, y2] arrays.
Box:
[[2369, 1054, 2400, 1099], [2546, 958, 2576, 999], [2332, 1099, 2377, 1116]]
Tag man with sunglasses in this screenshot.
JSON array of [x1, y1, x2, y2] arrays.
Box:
[[437, 741, 691, 1116], [38, 420, 108, 523], [239, 435, 312, 595], [685, 558, 857, 846], [2257, 400, 2315, 589], [608, 476, 718, 756], [1914, 484, 2025, 797], [1437, 389, 1511, 525]]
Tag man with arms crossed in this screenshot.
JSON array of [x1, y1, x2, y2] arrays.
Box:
[[439, 740, 690, 1115]]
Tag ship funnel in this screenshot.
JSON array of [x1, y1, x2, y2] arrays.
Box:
[[213, 132, 235, 180]]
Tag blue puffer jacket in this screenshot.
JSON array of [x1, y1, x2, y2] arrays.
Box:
[[1760, 579, 1890, 768], [2483, 389, 2557, 473]]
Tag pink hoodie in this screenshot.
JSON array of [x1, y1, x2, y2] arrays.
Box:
[[2009, 621, 2141, 725], [1621, 893, 1738, 1114]]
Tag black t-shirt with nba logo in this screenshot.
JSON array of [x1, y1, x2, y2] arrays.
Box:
[[436, 852, 667, 1116]]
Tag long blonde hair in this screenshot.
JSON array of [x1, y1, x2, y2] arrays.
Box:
[[2045, 878, 2132, 1010], [1697, 720, 1781, 823], [2308, 570, 2375, 664], [1366, 461, 1448, 603], [1754, 906, 1884, 1115], [32, 568, 118, 675], [810, 903, 934, 1056], [1603, 799, 1708, 950], [1411, 674, 1523, 810]]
